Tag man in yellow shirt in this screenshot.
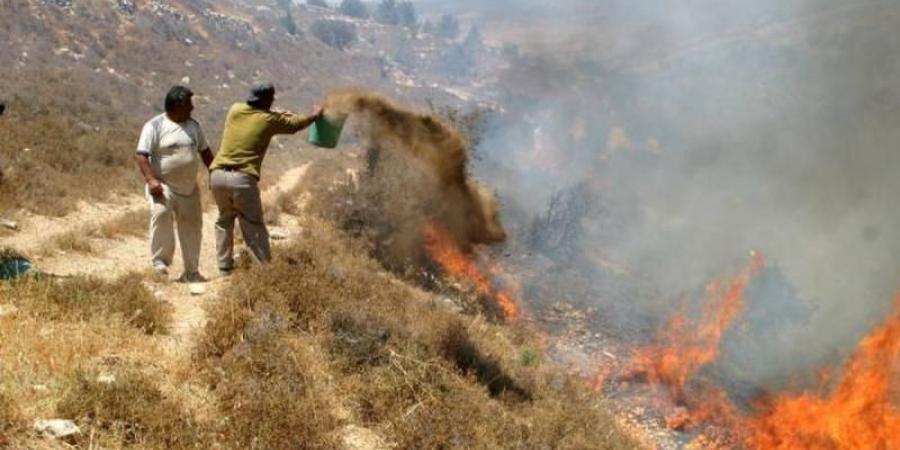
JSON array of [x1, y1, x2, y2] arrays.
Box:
[[210, 82, 322, 273]]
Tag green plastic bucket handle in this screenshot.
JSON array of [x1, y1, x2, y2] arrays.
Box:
[[308, 115, 345, 149]]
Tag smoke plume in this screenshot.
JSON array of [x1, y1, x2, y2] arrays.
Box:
[[467, 0, 900, 390]]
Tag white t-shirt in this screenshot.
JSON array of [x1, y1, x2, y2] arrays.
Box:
[[136, 114, 208, 196]]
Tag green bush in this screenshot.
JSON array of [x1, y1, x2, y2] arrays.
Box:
[[339, 0, 368, 18], [310, 19, 357, 50]]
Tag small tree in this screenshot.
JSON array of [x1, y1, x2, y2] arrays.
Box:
[[436, 13, 460, 40], [420, 19, 434, 35], [310, 19, 357, 50], [397, 1, 417, 29], [463, 25, 482, 48], [374, 0, 398, 25], [280, 10, 299, 36], [440, 43, 474, 80], [307, 0, 329, 7], [339, 0, 368, 18]]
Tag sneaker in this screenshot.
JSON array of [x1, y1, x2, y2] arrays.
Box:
[[177, 272, 207, 283], [152, 261, 169, 275]]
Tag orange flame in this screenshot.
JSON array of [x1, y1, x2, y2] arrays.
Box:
[[624, 251, 765, 400], [742, 295, 900, 449], [424, 221, 521, 320]]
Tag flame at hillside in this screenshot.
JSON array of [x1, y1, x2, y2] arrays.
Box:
[[425, 221, 521, 321], [623, 251, 765, 401], [742, 295, 900, 449]]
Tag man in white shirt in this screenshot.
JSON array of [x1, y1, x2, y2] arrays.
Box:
[[135, 86, 214, 281]]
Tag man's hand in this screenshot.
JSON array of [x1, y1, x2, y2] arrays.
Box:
[[147, 178, 164, 198], [310, 105, 324, 119]]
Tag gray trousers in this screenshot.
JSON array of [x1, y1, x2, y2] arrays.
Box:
[[149, 184, 202, 274], [210, 169, 271, 270]]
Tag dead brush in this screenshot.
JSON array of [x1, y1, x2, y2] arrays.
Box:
[[41, 229, 95, 255], [439, 321, 532, 402], [328, 311, 392, 371], [210, 330, 340, 449], [4, 274, 170, 334], [348, 340, 522, 448], [93, 209, 148, 239], [0, 391, 20, 442], [195, 213, 638, 449], [57, 366, 202, 448]]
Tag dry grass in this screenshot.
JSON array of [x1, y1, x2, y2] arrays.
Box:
[[93, 209, 148, 240], [197, 218, 639, 450], [0, 269, 189, 449], [212, 332, 340, 449], [33, 208, 147, 258], [2, 274, 170, 334], [40, 230, 96, 256], [0, 69, 145, 217], [57, 366, 203, 449], [0, 391, 20, 445]]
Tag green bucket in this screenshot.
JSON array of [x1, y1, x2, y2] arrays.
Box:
[[308, 115, 345, 149]]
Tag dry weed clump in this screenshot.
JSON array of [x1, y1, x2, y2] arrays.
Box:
[[212, 332, 340, 449], [57, 366, 202, 448], [3, 274, 169, 334], [198, 223, 637, 449], [0, 69, 144, 216], [0, 391, 20, 440], [94, 209, 148, 239], [41, 229, 96, 255], [439, 321, 532, 401]]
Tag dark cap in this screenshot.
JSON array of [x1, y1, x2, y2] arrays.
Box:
[[247, 82, 275, 103]]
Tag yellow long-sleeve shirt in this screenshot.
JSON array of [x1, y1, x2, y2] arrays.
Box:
[[211, 102, 314, 179]]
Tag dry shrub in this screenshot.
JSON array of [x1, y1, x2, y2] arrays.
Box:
[[197, 224, 638, 450], [329, 312, 392, 370], [94, 209, 148, 239], [4, 274, 169, 334], [0, 68, 143, 216], [513, 378, 638, 450], [57, 366, 201, 448], [439, 321, 532, 401], [212, 332, 340, 449], [349, 342, 517, 449], [43, 229, 95, 255], [0, 391, 19, 441], [196, 296, 256, 360]]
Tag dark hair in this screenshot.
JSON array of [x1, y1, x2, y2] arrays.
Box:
[[247, 98, 273, 109], [164, 85, 193, 112]]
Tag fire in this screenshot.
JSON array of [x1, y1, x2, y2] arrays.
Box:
[[424, 221, 521, 320], [742, 295, 900, 450], [624, 251, 765, 400]]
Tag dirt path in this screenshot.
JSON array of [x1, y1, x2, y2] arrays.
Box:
[[1, 163, 312, 348], [2, 160, 390, 450]]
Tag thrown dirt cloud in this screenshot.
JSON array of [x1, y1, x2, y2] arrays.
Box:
[[323, 89, 505, 267]]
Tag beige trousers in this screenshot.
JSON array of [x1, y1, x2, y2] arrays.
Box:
[[210, 169, 270, 270], [149, 184, 202, 274]]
